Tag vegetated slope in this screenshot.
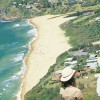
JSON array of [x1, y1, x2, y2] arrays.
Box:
[[25, 47, 100, 100], [0, 0, 100, 20], [25, 51, 69, 100], [60, 9, 100, 47]]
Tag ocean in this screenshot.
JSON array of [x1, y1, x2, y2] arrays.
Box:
[[0, 20, 36, 100]]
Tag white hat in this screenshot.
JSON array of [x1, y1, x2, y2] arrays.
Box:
[[60, 67, 76, 82]]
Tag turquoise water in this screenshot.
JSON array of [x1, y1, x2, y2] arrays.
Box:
[[0, 20, 36, 100]]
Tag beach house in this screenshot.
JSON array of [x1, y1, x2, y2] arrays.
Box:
[[86, 53, 98, 70], [64, 57, 77, 68], [52, 70, 62, 81]]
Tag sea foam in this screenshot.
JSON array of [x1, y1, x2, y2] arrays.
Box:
[[0, 63, 20, 74], [27, 29, 35, 36], [0, 20, 11, 23], [22, 44, 28, 48], [11, 42, 19, 46], [16, 65, 26, 100], [13, 24, 20, 27], [2, 67, 25, 85], [17, 19, 38, 100], [12, 53, 25, 62], [22, 21, 30, 26]]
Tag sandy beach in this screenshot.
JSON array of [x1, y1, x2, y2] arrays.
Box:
[[21, 15, 76, 100]]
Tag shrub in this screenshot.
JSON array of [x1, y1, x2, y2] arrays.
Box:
[[78, 82, 85, 90]]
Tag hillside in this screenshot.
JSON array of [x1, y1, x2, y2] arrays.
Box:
[[0, 0, 100, 20], [0, 0, 100, 100], [61, 9, 100, 47], [25, 48, 100, 100]]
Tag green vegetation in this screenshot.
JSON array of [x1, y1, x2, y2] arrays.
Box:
[[0, 0, 100, 20], [60, 10, 100, 46], [25, 46, 100, 100], [1, 0, 100, 100]]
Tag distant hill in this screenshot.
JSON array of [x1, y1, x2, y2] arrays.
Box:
[[0, 0, 100, 20]]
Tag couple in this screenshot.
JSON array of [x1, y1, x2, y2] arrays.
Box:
[[59, 67, 83, 100]]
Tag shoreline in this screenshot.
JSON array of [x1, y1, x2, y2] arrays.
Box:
[[17, 19, 38, 100], [21, 15, 76, 100], [16, 19, 38, 100]]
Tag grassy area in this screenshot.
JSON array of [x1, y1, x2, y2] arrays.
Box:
[[83, 4, 100, 11], [60, 11, 100, 47], [73, 16, 89, 23], [25, 68, 100, 100], [76, 74, 99, 100], [25, 47, 100, 100]]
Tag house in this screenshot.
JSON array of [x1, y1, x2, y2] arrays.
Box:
[[64, 60, 77, 67], [26, 5, 32, 9], [97, 57, 100, 67], [86, 53, 98, 70], [86, 62, 98, 68], [89, 53, 97, 59], [86, 60, 98, 70], [64, 57, 73, 66], [65, 57, 73, 61], [86, 59, 97, 63], [52, 70, 62, 81], [81, 71, 88, 76], [64, 57, 77, 67], [48, 0, 59, 3], [34, 3, 41, 7], [69, 50, 88, 57], [83, 11, 94, 16], [12, 2, 17, 5], [19, 4, 22, 6], [71, 61, 77, 65], [64, 62, 71, 66], [95, 17, 100, 21], [68, 0, 76, 2], [75, 71, 88, 77], [86, 53, 97, 62]]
